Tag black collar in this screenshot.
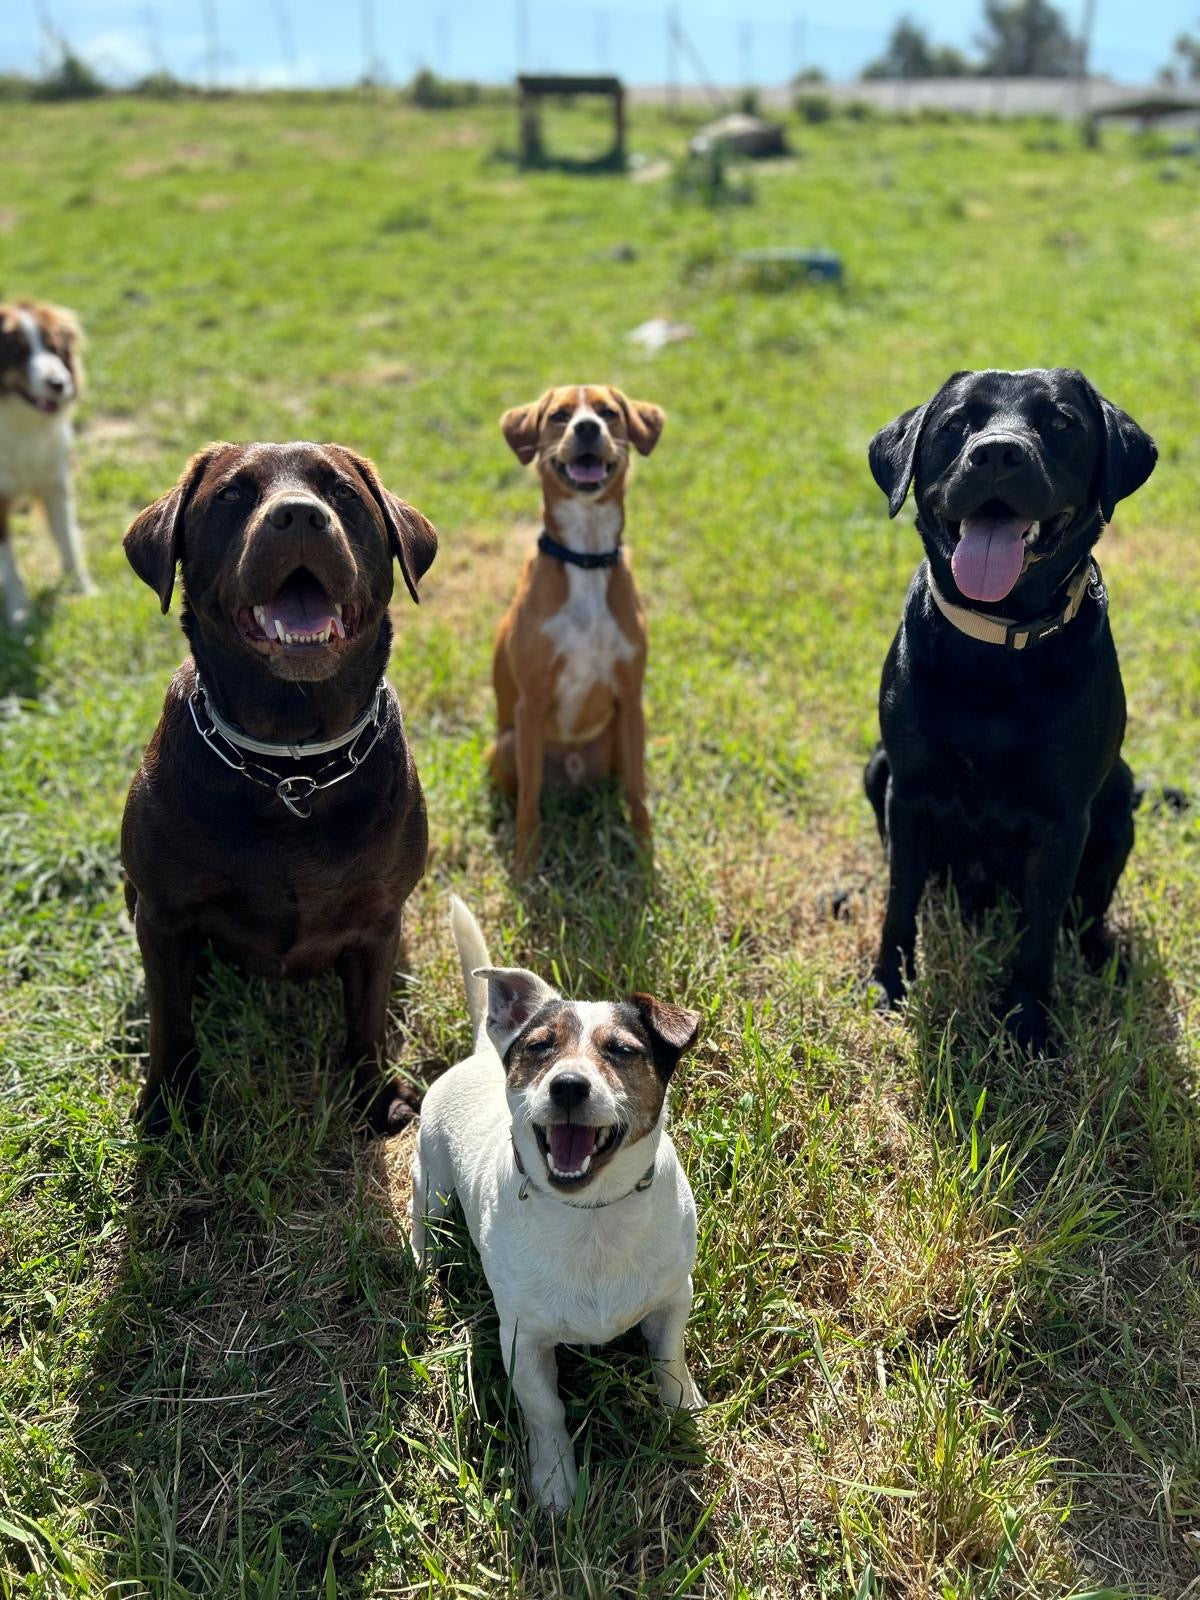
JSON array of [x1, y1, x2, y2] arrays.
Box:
[[538, 531, 622, 570], [511, 1135, 654, 1208]]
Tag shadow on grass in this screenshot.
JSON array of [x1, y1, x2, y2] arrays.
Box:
[[70, 976, 432, 1598], [904, 900, 1200, 1596]]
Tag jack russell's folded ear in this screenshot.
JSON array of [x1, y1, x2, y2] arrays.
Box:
[[124, 443, 228, 613], [628, 993, 701, 1083], [474, 966, 559, 1059]]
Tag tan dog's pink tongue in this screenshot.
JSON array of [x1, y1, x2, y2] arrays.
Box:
[[566, 458, 607, 484], [549, 1123, 598, 1171], [951, 516, 1031, 603]]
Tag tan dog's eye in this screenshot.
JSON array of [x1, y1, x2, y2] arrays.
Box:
[[595, 405, 618, 421], [549, 409, 571, 425], [333, 481, 360, 500]]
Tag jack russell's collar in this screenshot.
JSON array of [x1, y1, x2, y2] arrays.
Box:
[[538, 531, 622, 570], [512, 1134, 654, 1208], [926, 558, 1103, 651]]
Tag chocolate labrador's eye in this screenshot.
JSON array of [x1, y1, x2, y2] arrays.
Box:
[[333, 481, 360, 500], [217, 485, 243, 503], [549, 409, 572, 424]]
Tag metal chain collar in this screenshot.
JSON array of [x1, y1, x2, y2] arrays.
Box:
[[187, 675, 390, 818]]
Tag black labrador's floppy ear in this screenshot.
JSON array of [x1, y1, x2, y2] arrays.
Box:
[[628, 992, 702, 1084], [868, 402, 929, 519], [124, 443, 225, 613], [474, 967, 559, 1059], [1092, 390, 1157, 525], [500, 395, 548, 466], [336, 448, 438, 605]]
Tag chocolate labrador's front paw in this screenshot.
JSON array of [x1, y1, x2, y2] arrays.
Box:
[[358, 1076, 416, 1136]]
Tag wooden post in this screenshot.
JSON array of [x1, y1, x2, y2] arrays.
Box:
[[613, 81, 626, 165]]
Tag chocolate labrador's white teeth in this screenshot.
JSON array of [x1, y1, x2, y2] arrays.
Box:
[[334, 603, 343, 619], [253, 605, 267, 628], [274, 620, 287, 642]]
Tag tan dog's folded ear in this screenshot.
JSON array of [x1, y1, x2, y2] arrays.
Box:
[[500, 397, 546, 465], [615, 392, 665, 457], [45, 303, 86, 395], [332, 448, 438, 605], [124, 444, 226, 613]]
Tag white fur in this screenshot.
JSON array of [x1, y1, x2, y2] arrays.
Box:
[[0, 312, 91, 624], [412, 896, 703, 1513], [540, 499, 634, 737]]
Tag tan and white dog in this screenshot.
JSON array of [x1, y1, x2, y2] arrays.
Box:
[[490, 385, 664, 874], [411, 896, 704, 1513], [0, 300, 92, 625]]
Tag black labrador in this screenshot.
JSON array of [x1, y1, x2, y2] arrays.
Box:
[[865, 368, 1156, 1052], [122, 442, 437, 1132]]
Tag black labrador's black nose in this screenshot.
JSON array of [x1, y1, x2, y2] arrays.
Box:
[[548, 1072, 590, 1109], [267, 498, 331, 533], [967, 434, 1029, 475], [573, 416, 601, 444]]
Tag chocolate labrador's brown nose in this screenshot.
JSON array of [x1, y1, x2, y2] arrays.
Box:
[[266, 497, 331, 533]]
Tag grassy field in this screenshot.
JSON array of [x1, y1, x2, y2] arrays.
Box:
[[1, 92, 1198, 1599]]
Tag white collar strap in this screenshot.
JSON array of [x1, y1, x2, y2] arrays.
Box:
[[193, 671, 387, 759], [926, 559, 1102, 651]]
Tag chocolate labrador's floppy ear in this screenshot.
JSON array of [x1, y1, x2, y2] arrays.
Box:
[[614, 391, 665, 457], [474, 967, 559, 1059], [124, 443, 226, 613], [628, 993, 701, 1084], [1088, 384, 1157, 525], [336, 448, 438, 605], [500, 395, 548, 465]]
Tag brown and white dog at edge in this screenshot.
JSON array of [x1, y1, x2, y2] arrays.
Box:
[[490, 384, 664, 877], [411, 896, 704, 1514], [120, 441, 437, 1135], [0, 299, 93, 626]]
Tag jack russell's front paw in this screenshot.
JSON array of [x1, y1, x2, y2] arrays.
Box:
[[530, 1441, 577, 1515]]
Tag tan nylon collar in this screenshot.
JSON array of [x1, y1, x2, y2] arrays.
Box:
[[926, 559, 1102, 651]]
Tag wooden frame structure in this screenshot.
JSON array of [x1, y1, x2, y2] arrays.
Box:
[[517, 74, 626, 168]]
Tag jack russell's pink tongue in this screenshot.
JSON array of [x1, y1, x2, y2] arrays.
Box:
[[565, 457, 608, 484], [548, 1123, 598, 1172], [951, 515, 1032, 603]]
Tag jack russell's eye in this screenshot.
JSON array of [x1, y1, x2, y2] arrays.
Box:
[[524, 1031, 555, 1053], [549, 409, 572, 425], [606, 1037, 641, 1058]]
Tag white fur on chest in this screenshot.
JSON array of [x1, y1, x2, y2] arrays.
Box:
[[540, 501, 634, 733], [0, 398, 73, 500]]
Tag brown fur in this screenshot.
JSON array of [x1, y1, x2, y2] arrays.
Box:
[[490, 384, 663, 875], [0, 299, 85, 396]]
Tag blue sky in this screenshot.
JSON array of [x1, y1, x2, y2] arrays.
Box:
[[2, 1, 1195, 88]]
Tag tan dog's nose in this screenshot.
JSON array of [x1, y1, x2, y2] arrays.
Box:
[[266, 497, 331, 533], [573, 416, 601, 445]]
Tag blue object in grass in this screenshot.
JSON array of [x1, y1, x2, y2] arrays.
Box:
[[737, 247, 844, 283]]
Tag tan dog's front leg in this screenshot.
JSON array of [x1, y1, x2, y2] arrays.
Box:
[[513, 694, 547, 875], [613, 668, 651, 845]]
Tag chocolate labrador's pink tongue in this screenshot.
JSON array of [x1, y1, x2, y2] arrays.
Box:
[[566, 457, 608, 484], [262, 571, 338, 638], [951, 515, 1032, 603], [549, 1123, 598, 1173]]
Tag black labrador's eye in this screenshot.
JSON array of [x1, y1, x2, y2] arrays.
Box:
[[549, 408, 572, 424], [940, 411, 968, 435], [333, 480, 360, 500], [1051, 410, 1074, 431]]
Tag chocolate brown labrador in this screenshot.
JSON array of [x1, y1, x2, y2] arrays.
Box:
[[121, 441, 437, 1133]]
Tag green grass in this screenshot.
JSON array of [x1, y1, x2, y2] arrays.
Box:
[[1, 94, 1198, 1598]]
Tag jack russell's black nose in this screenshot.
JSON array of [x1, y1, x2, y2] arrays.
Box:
[[548, 1072, 590, 1109], [573, 417, 601, 443]]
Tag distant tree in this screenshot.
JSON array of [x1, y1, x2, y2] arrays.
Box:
[[975, 0, 1081, 77], [1159, 28, 1200, 83], [862, 17, 971, 79]]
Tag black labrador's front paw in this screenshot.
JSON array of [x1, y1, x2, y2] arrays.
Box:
[[358, 1075, 417, 1136], [1079, 924, 1130, 983], [1001, 989, 1051, 1056], [869, 961, 907, 1011], [137, 1068, 202, 1137]]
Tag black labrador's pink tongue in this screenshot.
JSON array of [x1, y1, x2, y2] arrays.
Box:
[[951, 516, 1032, 603], [261, 571, 338, 638], [549, 1123, 598, 1173]]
